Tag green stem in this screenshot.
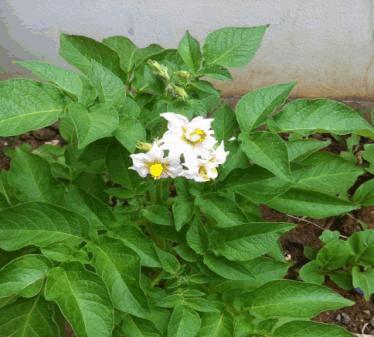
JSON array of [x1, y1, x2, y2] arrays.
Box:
[[151, 270, 163, 287]]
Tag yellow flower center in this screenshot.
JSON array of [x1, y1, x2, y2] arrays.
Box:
[[183, 128, 207, 145], [149, 163, 164, 179], [198, 165, 217, 181], [198, 165, 209, 180]]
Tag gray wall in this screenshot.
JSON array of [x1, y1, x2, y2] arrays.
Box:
[[1, 0, 374, 99]]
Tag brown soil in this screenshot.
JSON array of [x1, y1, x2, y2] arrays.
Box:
[[0, 125, 63, 170]]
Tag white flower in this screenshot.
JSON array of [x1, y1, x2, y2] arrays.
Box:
[[130, 143, 182, 179], [183, 158, 219, 182], [183, 142, 228, 182], [160, 112, 216, 161], [209, 141, 229, 165]]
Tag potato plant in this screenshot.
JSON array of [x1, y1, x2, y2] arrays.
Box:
[[0, 25, 373, 337]]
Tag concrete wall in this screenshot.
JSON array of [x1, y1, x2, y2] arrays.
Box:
[[1, 0, 374, 99]]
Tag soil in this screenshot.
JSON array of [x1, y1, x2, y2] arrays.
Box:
[[0, 124, 373, 335]]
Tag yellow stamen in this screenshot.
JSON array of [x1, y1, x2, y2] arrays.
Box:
[[136, 142, 153, 151], [149, 163, 164, 179], [182, 128, 207, 145], [198, 165, 209, 180]]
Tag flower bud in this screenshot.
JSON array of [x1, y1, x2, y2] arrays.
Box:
[[175, 70, 192, 80], [166, 83, 189, 100], [147, 60, 170, 81], [136, 142, 153, 151]]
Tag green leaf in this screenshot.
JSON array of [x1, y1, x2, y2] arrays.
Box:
[[348, 230, 374, 266], [210, 222, 294, 261], [203, 254, 253, 280], [0, 79, 66, 136], [196, 195, 248, 228], [267, 189, 359, 218], [292, 153, 363, 196], [212, 104, 237, 142], [143, 205, 173, 226], [134, 44, 164, 65], [106, 140, 141, 189], [224, 167, 291, 204], [41, 242, 89, 264], [168, 305, 201, 337], [352, 266, 374, 300], [186, 219, 209, 255], [202, 65, 232, 81], [111, 226, 161, 268], [0, 255, 50, 299], [87, 237, 149, 318], [178, 31, 202, 72], [219, 142, 249, 180], [0, 297, 61, 337], [103, 37, 163, 73], [16, 60, 96, 105], [203, 26, 267, 67], [243, 280, 354, 319], [155, 247, 181, 274], [235, 82, 295, 132], [363, 143, 374, 173], [106, 141, 135, 185], [7, 147, 64, 203], [68, 103, 119, 149], [240, 132, 291, 180], [329, 271, 353, 291], [60, 33, 123, 77], [173, 195, 194, 232], [103, 36, 137, 73], [274, 99, 374, 138], [319, 230, 340, 244], [198, 313, 233, 337], [0, 202, 88, 251], [316, 240, 352, 270], [45, 265, 114, 337], [274, 321, 354, 337], [287, 139, 331, 162], [299, 261, 324, 285], [353, 179, 374, 206], [114, 116, 146, 153], [88, 60, 125, 106], [121, 316, 161, 337], [63, 186, 115, 229]]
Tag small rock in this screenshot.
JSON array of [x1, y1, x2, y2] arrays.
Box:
[[370, 317, 374, 327], [47, 139, 60, 145], [341, 312, 351, 325], [363, 310, 371, 317], [336, 313, 342, 323], [354, 287, 365, 296]]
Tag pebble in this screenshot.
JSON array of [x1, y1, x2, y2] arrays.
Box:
[[371, 317, 374, 327], [44, 139, 60, 145], [336, 313, 351, 325], [342, 312, 351, 325]]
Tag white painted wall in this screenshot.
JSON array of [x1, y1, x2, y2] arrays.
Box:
[[1, 0, 374, 98]]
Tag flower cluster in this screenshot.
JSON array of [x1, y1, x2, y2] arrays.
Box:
[[130, 112, 228, 182]]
